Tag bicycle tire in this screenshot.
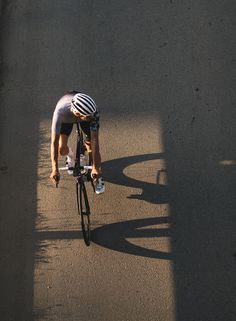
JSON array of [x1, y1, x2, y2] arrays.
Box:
[[76, 181, 91, 246]]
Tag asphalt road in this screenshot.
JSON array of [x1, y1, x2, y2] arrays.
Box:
[[0, 1, 236, 321]]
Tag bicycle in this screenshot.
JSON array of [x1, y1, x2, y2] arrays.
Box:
[[59, 122, 95, 246]]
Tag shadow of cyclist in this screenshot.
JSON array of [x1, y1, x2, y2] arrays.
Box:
[[91, 153, 171, 258], [102, 153, 169, 204]]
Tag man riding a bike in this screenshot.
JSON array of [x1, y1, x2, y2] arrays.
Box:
[[50, 90, 105, 194]]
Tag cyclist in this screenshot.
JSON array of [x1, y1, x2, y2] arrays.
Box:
[[50, 90, 105, 194]]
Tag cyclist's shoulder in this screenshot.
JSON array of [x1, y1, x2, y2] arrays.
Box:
[[94, 110, 100, 118], [89, 111, 100, 131], [91, 110, 100, 121], [55, 91, 78, 111]]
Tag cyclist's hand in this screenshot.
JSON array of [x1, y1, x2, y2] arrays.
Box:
[[50, 170, 60, 187], [91, 167, 102, 181]]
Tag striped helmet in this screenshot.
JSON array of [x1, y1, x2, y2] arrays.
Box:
[[71, 93, 97, 116]]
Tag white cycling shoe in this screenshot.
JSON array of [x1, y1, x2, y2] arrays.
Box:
[[95, 177, 105, 195], [66, 155, 75, 175]]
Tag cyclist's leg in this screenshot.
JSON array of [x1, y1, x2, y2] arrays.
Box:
[[59, 135, 69, 155], [59, 123, 73, 156], [80, 122, 92, 159]]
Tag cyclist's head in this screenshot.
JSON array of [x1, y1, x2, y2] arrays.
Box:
[[71, 93, 97, 117]]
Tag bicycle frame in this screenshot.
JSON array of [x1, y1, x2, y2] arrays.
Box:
[[59, 121, 94, 246]]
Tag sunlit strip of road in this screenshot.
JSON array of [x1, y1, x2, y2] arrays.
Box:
[[34, 115, 176, 321]]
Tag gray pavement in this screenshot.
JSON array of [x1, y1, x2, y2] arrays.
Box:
[[0, 1, 236, 321]]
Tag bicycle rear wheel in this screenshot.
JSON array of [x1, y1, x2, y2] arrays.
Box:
[[76, 181, 91, 246]]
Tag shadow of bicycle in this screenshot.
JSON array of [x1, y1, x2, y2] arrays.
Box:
[[92, 216, 171, 260], [102, 153, 169, 204], [92, 153, 171, 259]]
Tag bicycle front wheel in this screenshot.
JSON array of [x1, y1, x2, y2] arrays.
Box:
[[76, 182, 91, 246]]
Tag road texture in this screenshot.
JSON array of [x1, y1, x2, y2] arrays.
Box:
[[0, 1, 235, 321]]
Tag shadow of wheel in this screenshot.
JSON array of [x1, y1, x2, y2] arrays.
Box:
[[92, 216, 171, 260]]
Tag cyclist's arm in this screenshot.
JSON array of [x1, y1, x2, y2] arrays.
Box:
[[51, 132, 60, 172], [90, 130, 101, 170]]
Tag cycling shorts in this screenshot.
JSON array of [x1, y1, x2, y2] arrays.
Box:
[[60, 122, 91, 141]]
